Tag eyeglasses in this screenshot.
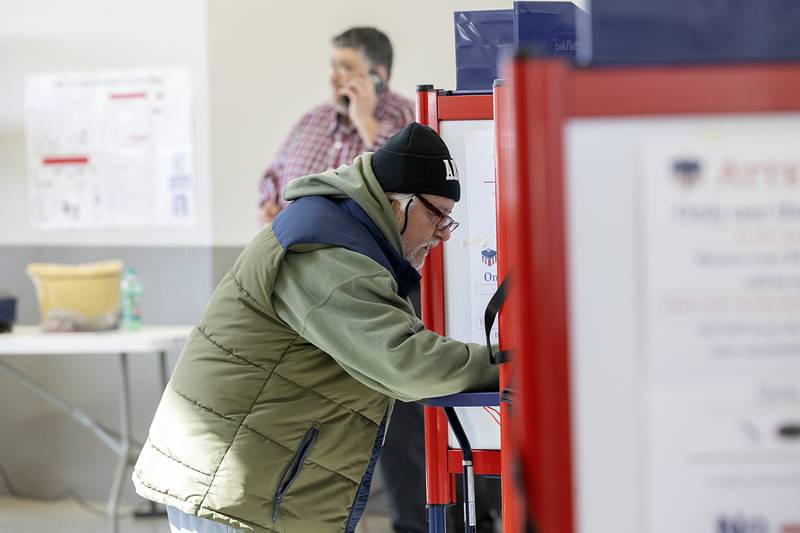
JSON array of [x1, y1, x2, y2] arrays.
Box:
[[414, 195, 460, 233]]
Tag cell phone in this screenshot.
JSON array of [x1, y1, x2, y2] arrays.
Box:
[[370, 70, 386, 96], [340, 70, 385, 108]]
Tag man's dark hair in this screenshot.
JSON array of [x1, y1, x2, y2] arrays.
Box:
[[332, 27, 394, 79]]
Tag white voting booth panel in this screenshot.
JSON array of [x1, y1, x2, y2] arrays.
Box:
[[439, 119, 501, 451], [565, 114, 800, 533]]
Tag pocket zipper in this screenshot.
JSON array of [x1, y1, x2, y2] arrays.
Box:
[[272, 423, 320, 523]]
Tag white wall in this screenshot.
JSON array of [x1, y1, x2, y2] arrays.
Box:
[[0, 0, 211, 247], [208, 0, 518, 246], [0, 0, 582, 247]]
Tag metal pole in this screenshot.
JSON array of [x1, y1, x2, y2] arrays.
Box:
[[134, 350, 169, 519], [427, 504, 448, 533], [107, 353, 131, 533], [158, 350, 169, 389], [444, 407, 476, 533]]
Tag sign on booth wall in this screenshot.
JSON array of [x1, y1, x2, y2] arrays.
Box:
[[25, 68, 195, 229], [644, 139, 800, 533], [440, 119, 501, 451], [464, 127, 500, 346], [442, 121, 499, 347]]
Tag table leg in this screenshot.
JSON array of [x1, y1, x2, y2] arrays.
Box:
[[107, 352, 131, 533], [133, 350, 169, 519], [158, 350, 169, 389]]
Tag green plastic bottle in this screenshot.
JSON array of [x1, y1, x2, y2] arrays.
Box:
[[120, 267, 143, 331]]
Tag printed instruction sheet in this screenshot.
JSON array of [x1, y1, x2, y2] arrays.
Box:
[[26, 68, 195, 229]]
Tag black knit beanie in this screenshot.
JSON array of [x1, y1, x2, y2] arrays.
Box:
[[371, 123, 461, 202]]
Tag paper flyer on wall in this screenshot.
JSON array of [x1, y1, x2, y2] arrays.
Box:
[[643, 138, 800, 533], [465, 127, 499, 346], [25, 68, 195, 229]]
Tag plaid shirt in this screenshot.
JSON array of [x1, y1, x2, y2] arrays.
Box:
[[258, 90, 415, 207]]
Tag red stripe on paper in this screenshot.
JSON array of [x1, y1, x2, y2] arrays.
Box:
[[109, 92, 146, 99], [42, 156, 89, 165]]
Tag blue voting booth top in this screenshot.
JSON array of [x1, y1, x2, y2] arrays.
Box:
[[454, 1, 582, 92], [590, 0, 800, 66], [455, 0, 800, 88]]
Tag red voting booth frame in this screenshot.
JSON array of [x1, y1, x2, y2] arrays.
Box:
[[416, 86, 520, 533], [502, 57, 800, 533]]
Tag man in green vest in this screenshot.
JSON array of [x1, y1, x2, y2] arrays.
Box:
[[133, 123, 498, 533]]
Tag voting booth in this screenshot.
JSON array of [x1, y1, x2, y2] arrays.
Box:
[[417, 86, 520, 533], [501, 57, 800, 533]]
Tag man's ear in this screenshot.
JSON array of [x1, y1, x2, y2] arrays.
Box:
[[387, 197, 408, 230], [376, 65, 389, 84]]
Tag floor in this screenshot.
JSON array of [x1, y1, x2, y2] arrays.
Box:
[[0, 496, 394, 533]]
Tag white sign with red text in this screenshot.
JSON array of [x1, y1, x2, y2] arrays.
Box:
[[644, 139, 800, 533]]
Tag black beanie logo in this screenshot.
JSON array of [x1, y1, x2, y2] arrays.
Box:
[[443, 159, 459, 181], [371, 122, 462, 201]]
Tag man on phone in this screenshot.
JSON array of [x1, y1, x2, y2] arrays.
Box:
[[258, 26, 415, 224]]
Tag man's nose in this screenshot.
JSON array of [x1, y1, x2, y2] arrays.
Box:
[[437, 227, 453, 242]]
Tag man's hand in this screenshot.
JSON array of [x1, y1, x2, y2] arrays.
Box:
[[259, 201, 282, 225], [340, 74, 380, 146]]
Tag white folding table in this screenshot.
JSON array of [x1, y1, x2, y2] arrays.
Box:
[[0, 325, 192, 533]]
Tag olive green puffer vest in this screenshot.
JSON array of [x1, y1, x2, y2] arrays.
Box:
[[132, 228, 392, 532]]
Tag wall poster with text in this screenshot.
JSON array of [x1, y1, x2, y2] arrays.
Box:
[[644, 138, 800, 533], [26, 68, 195, 229]]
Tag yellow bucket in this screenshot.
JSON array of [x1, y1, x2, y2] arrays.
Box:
[[25, 260, 124, 332]]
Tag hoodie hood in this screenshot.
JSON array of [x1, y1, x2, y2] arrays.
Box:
[[282, 153, 403, 256]]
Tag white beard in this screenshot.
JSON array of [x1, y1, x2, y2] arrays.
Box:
[[407, 239, 438, 270]]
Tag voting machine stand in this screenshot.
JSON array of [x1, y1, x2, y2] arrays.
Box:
[[416, 85, 520, 533]]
